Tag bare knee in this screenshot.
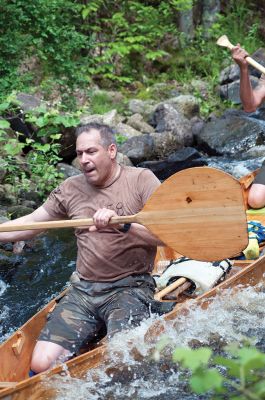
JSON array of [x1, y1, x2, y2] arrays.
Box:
[[31, 341, 70, 373], [248, 184, 265, 209]]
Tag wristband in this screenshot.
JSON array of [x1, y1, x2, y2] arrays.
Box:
[[119, 223, 131, 233]]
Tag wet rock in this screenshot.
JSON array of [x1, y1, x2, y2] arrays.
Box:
[[139, 147, 207, 180], [0, 251, 22, 284], [197, 111, 265, 157]]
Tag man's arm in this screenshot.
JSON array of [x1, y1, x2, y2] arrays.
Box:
[[0, 206, 56, 242], [232, 44, 265, 112]]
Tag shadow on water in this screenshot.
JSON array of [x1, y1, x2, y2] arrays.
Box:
[[0, 229, 77, 341]]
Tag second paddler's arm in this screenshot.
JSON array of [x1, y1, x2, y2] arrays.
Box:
[[0, 206, 57, 242]]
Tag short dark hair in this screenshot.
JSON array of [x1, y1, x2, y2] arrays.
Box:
[[75, 123, 116, 148]]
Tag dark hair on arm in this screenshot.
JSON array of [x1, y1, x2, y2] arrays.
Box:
[[75, 123, 117, 148]]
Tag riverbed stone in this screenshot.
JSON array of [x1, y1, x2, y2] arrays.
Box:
[[164, 95, 200, 119], [103, 109, 123, 126], [115, 123, 142, 139], [119, 134, 154, 164], [128, 99, 156, 118], [57, 162, 81, 178], [220, 77, 260, 104], [116, 152, 133, 166], [0, 186, 17, 206], [126, 114, 154, 133]]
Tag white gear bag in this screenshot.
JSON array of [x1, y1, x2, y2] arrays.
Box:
[[153, 257, 232, 293]]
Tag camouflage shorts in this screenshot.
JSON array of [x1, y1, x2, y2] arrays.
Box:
[[38, 273, 155, 353]]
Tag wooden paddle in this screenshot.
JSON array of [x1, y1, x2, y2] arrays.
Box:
[[217, 35, 265, 75], [0, 167, 248, 261]]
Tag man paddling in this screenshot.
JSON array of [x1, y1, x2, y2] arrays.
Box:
[[0, 123, 164, 374], [231, 44, 265, 209]]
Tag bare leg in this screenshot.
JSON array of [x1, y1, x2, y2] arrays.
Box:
[[248, 183, 265, 209], [31, 340, 71, 373]]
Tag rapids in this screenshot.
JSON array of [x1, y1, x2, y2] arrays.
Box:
[[51, 285, 265, 399]]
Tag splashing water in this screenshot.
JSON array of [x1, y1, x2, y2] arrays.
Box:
[[0, 279, 8, 296], [52, 284, 265, 400]]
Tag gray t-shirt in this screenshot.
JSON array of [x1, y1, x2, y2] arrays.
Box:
[[43, 165, 161, 281]]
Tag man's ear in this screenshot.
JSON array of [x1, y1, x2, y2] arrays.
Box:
[[108, 143, 117, 160]]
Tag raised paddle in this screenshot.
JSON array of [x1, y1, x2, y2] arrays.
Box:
[[217, 35, 265, 75], [0, 167, 248, 261]]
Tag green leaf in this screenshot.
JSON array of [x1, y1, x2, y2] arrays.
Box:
[[214, 356, 241, 378], [190, 368, 223, 394], [0, 119, 10, 129], [172, 347, 212, 371], [0, 102, 10, 112]]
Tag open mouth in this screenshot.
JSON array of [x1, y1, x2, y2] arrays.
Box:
[[84, 167, 95, 174]]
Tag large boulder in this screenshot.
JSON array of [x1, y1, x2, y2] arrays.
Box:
[[196, 109, 265, 157], [149, 104, 193, 157]]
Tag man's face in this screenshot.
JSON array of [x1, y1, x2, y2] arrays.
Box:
[[76, 129, 117, 186]]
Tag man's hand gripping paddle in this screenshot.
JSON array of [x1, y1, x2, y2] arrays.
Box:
[[0, 167, 248, 261], [217, 35, 265, 75]]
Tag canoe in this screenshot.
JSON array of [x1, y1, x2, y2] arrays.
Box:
[[0, 169, 265, 400]]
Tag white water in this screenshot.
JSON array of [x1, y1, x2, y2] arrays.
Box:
[[0, 279, 8, 296], [51, 283, 265, 400]]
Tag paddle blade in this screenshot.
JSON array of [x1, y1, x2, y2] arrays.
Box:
[[216, 35, 234, 49], [140, 167, 248, 261]]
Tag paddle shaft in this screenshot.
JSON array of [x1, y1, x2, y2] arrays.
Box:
[[154, 277, 187, 301], [0, 215, 137, 232]]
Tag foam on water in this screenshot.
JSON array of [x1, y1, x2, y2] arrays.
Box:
[[0, 279, 8, 296], [52, 284, 265, 399]]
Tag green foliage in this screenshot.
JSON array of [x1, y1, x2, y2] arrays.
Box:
[[0, 99, 80, 198], [169, 343, 265, 399], [25, 136, 65, 197], [25, 105, 80, 137], [89, 92, 126, 115]]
